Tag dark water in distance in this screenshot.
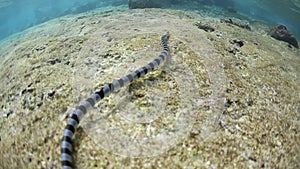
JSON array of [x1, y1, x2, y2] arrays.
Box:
[[0, 0, 300, 41]]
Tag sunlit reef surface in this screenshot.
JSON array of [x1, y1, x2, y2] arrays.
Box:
[[0, 7, 299, 168]]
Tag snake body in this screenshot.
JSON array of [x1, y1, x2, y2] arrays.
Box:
[[61, 32, 170, 169]]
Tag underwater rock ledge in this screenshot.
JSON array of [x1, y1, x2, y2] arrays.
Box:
[[268, 24, 299, 48], [128, 0, 171, 9]]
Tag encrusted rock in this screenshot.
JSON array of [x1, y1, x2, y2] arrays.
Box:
[[194, 21, 215, 32], [268, 24, 299, 48], [220, 18, 251, 31]]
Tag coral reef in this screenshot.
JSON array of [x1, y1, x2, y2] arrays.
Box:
[[0, 7, 299, 169]]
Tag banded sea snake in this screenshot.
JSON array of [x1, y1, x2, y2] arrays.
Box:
[[61, 32, 170, 169]]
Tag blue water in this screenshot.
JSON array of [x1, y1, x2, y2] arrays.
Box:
[[0, 0, 300, 41]]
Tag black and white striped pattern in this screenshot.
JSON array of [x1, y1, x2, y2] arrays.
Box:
[[61, 32, 170, 169]]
